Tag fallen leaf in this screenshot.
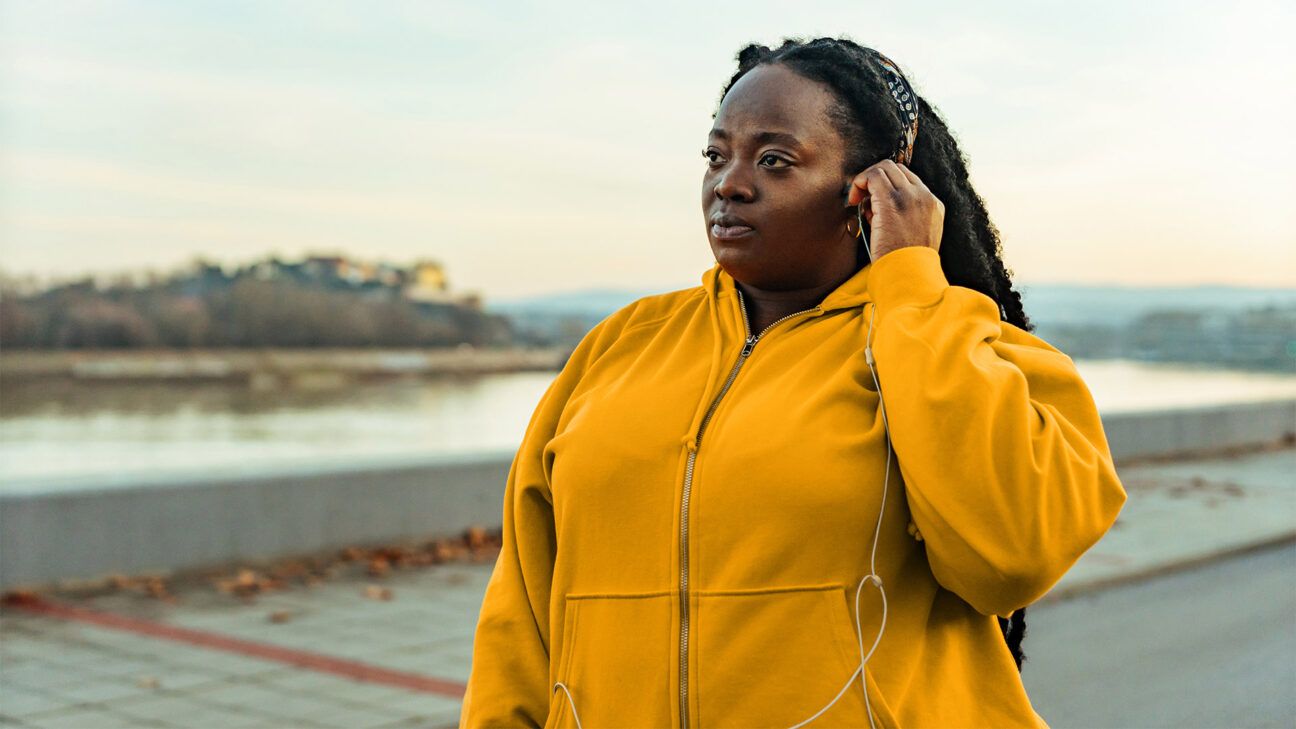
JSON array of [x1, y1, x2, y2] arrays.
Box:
[[465, 526, 488, 549], [0, 589, 42, 606], [364, 585, 393, 601]]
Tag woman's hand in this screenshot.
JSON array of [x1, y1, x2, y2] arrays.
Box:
[[845, 159, 945, 260]]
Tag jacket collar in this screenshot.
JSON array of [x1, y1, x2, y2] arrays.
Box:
[[700, 260, 876, 314]]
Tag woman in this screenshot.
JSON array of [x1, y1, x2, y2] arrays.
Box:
[[459, 37, 1127, 729]]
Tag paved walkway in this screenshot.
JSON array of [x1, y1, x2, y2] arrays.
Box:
[[1, 446, 1291, 728], [1046, 445, 1294, 599]]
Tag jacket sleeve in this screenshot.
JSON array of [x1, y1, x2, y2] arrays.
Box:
[[867, 246, 1128, 618], [459, 312, 626, 728]]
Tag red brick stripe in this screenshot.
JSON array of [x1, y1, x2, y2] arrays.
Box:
[[12, 596, 466, 697]]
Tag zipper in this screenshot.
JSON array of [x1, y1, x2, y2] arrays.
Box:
[[679, 289, 823, 728]]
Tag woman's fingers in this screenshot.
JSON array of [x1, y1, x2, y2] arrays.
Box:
[[847, 159, 925, 207], [877, 159, 910, 189], [843, 159, 944, 255], [846, 165, 894, 207], [845, 174, 868, 206], [850, 158, 933, 210]]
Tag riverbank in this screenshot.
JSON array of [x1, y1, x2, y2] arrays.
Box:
[[0, 347, 570, 386]]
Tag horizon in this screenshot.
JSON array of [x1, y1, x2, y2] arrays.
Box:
[[6, 248, 1296, 303], [2, 1, 1293, 299]]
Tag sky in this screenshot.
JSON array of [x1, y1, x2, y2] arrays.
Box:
[[1, 0, 1293, 301]]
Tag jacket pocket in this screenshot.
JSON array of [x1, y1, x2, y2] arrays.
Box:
[[545, 590, 674, 729], [696, 583, 898, 729]]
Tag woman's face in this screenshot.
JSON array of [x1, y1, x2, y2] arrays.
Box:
[[702, 63, 855, 291]]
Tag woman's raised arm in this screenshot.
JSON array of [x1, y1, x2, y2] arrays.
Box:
[[868, 245, 1128, 619]]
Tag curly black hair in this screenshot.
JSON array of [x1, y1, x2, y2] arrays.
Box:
[[714, 36, 1035, 671]]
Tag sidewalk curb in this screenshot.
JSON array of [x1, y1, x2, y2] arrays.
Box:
[[1038, 531, 1296, 604]]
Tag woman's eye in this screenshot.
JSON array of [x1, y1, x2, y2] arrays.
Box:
[[701, 149, 787, 167]]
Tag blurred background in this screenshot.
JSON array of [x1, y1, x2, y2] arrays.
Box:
[[1, 1, 1292, 728]]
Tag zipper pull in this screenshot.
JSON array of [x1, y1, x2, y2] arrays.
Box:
[[740, 336, 756, 357]]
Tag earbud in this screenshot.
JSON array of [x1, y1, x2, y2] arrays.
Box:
[[858, 204, 873, 264]]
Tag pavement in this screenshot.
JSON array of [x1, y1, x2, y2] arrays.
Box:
[[0, 445, 1292, 728], [1022, 541, 1295, 727], [1043, 444, 1295, 601]]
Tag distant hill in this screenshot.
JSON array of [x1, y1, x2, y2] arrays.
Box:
[[486, 280, 1295, 372], [487, 281, 1296, 328], [1016, 283, 1296, 327], [486, 286, 684, 318]]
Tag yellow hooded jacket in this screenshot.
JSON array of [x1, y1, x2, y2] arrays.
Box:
[[459, 246, 1128, 729]]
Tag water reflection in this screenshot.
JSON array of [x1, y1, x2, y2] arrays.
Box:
[[1, 372, 533, 417], [0, 372, 558, 488], [2, 361, 1294, 489]]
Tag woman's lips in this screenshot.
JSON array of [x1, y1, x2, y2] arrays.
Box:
[[711, 223, 754, 240]]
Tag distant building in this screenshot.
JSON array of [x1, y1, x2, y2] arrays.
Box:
[[404, 259, 469, 305], [303, 255, 346, 281]]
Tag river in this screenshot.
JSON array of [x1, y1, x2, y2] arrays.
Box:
[[2, 359, 1294, 490]]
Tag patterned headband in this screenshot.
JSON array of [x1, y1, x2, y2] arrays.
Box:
[[871, 51, 919, 165]]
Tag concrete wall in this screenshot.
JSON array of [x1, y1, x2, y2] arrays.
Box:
[[3, 399, 1293, 591], [0, 451, 514, 591], [1103, 399, 1296, 462]]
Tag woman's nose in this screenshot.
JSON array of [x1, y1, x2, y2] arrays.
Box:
[[713, 166, 754, 202]]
